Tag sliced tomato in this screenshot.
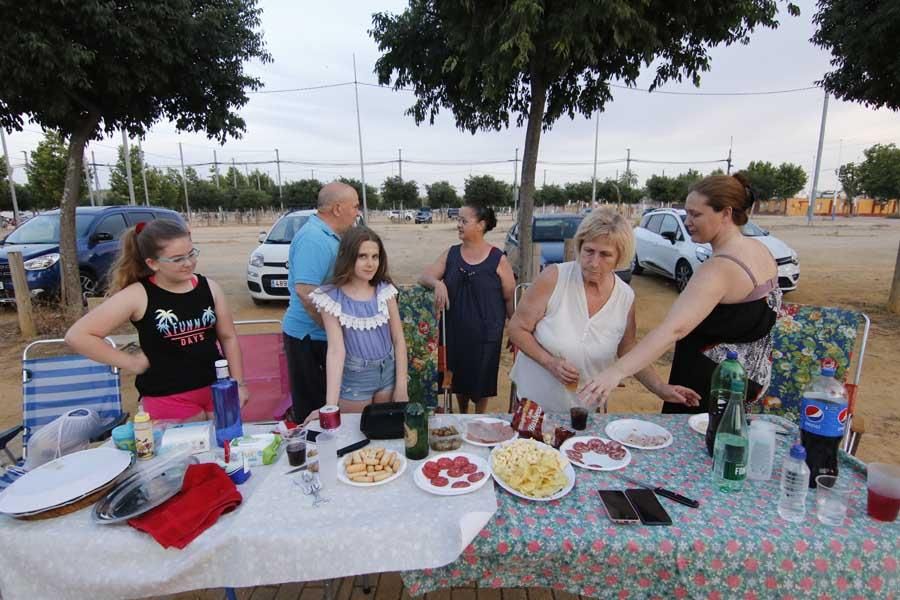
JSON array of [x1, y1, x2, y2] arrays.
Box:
[[431, 476, 449, 487], [467, 472, 485, 483], [451, 481, 471, 488], [436, 457, 454, 470]]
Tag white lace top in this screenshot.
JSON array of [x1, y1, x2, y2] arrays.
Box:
[[310, 282, 398, 360]]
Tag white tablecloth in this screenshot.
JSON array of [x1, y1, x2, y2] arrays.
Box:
[[0, 416, 498, 600]]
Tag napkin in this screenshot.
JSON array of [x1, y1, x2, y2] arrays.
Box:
[[129, 463, 242, 549]]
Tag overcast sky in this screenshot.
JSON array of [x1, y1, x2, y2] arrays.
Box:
[[4, 0, 899, 195]]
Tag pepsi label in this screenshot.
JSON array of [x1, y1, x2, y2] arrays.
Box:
[[799, 396, 848, 438]]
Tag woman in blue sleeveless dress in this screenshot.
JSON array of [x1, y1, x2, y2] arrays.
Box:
[[420, 203, 516, 413]]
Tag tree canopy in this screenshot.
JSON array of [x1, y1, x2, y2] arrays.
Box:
[[744, 161, 807, 200], [856, 144, 900, 204], [26, 131, 88, 209], [0, 0, 270, 320], [371, 0, 795, 280], [464, 175, 511, 207], [382, 176, 420, 208], [426, 180, 460, 208]]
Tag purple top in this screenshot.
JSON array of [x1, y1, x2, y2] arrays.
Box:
[[310, 282, 397, 360]]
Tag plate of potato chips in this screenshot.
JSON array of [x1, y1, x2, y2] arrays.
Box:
[[337, 446, 406, 487], [490, 438, 575, 502]]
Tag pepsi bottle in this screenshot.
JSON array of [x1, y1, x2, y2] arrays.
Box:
[[799, 366, 848, 488]]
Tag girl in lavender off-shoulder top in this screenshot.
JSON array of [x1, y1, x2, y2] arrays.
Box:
[[306, 227, 408, 420]]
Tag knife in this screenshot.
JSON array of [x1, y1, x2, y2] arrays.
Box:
[[619, 474, 700, 508], [337, 438, 371, 458]]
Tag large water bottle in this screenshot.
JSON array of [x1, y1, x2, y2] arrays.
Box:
[[799, 366, 848, 487], [706, 350, 747, 457], [777, 443, 811, 522], [712, 378, 749, 492], [211, 359, 243, 447]]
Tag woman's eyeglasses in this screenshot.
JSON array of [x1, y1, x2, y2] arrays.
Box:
[[156, 248, 200, 264]]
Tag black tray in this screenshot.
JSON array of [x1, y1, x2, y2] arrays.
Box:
[[360, 402, 406, 439]]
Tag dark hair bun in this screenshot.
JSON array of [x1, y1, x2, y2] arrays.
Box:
[[731, 172, 756, 210], [465, 202, 497, 232]]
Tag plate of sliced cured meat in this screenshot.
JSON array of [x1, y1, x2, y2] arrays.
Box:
[[605, 419, 674, 450], [559, 436, 631, 471], [413, 452, 492, 496], [463, 417, 518, 447]]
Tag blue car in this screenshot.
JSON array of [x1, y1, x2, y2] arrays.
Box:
[[0, 205, 185, 303]]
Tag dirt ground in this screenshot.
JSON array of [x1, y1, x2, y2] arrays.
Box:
[[1, 213, 898, 465]]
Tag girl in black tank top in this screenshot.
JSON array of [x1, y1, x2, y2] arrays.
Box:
[[64, 219, 247, 421]]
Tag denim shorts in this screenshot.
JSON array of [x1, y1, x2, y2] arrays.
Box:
[[340, 351, 396, 401]]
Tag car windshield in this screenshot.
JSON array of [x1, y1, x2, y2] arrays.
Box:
[[4, 214, 94, 244], [533, 218, 581, 242], [266, 215, 310, 244]]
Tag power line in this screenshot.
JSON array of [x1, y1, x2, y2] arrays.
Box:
[[608, 83, 819, 96]]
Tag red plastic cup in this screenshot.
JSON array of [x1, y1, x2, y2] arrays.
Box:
[[866, 463, 900, 522]]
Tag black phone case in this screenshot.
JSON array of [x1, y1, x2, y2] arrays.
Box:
[[597, 490, 640, 523], [625, 488, 673, 526]]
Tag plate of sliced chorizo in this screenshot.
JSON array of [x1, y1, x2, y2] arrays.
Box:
[[413, 452, 492, 496], [559, 436, 632, 471]]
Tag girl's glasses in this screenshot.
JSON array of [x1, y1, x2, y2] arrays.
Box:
[[156, 248, 200, 264]]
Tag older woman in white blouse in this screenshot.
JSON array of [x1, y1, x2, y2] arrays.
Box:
[[508, 209, 699, 413]]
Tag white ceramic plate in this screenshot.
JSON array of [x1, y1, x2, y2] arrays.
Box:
[[0, 447, 133, 516], [413, 452, 492, 496], [336, 448, 406, 488], [605, 419, 674, 450], [462, 417, 518, 447], [559, 436, 632, 471], [490, 440, 576, 502], [689, 413, 709, 435]]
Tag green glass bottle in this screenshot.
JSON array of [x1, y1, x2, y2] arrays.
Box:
[[404, 401, 429, 460]]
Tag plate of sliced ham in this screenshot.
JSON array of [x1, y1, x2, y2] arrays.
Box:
[[463, 417, 518, 447]]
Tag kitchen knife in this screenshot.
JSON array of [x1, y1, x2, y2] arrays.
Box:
[[336, 437, 371, 458], [619, 474, 700, 508]]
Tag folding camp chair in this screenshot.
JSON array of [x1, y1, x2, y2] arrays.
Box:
[[0, 337, 124, 492], [764, 302, 870, 455], [398, 284, 440, 409], [232, 320, 292, 422]]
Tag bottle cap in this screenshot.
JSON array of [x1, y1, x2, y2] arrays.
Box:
[[789, 444, 807, 460], [821, 367, 836, 377], [726, 350, 738, 360], [134, 404, 150, 423], [215, 359, 229, 369]]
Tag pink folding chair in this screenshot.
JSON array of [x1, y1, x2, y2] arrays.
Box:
[[231, 320, 292, 422]]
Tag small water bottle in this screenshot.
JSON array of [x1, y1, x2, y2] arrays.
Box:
[[211, 359, 243, 447], [747, 420, 777, 481], [777, 443, 811, 523]]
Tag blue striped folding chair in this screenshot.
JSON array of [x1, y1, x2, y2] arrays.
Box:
[[0, 337, 124, 492]]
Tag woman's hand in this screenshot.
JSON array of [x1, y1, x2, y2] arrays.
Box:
[[656, 384, 701, 407], [547, 356, 580, 386], [238, 383, 250, 407], [577, 368, 623, 409], [125, 351, 150, 375], [303, 409, 319, 426], [433, 281, 450, 312]]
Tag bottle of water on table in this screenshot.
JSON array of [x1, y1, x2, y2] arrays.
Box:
[[777, 443, 811, 523], [712, 378, 749, 492]]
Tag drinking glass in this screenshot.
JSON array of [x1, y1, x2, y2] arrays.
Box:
[[815, 475, 850, 526], [316, 432, 338, 488], [867, 463, 900, 522]]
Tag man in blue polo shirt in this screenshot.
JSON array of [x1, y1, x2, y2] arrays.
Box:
[[282, 182, 360, 421]]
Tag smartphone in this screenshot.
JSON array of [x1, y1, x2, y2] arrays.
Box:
[[625, 488, 673, 526], [597, 490, 640, 524], [306, 430, 322, 442]]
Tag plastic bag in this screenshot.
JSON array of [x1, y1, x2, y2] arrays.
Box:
[[24, 408, 117, 470]]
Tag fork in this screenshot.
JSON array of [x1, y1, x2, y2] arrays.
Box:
[[307, 476, 330, 505]]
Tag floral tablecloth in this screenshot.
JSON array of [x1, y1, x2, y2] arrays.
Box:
[[402, 414, 899, 600]]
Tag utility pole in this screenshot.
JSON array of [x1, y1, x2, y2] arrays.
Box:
[[625, 148, 632, 183], [398, 148, 403, 181], [726, 137, 734, 175], [807, 91, 830, 226], [513, 147, 519, 219], [21, 151, 28, 170], [213, 150, 220, 188], [92, 151, 101, 204], [591, 115, 600, 205], [275, 149, 283, 199], [83, 159, 95, 207], [137, 140, 150, 206], [0, 128, 20, 226], [256, 171, 261, 191], [543, 170, 547, 187], [122, 130, 136, 205], [232, 158, 237, 189], [832, 138, 843, 221], [352, 53, 369, 221], [178, 142, 191, 219], [243, 162, 250, 183], [310, 169, 315, 180]]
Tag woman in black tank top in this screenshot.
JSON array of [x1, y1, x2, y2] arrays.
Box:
[[65, 219, 248, 421], [575, 173, 781, 412]]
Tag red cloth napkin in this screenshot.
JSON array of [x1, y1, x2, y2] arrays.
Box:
[[129, 462, 242, 549]]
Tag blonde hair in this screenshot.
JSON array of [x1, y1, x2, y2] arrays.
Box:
[[108, 220, 190, 294], [573, 209, 634, 270]]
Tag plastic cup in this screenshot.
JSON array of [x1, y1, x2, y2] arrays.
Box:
[[316, 432, 338, 488], [285, 439, 307, 467], [867, 463, 900, 522], [747, 420, 777, 481], [815, 475, 850, 525]]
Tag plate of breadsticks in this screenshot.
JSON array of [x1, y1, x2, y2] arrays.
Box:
[[336, 445, 407, 487]]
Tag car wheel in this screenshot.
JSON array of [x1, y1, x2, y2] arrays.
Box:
[[675, 260, 693, 292], [80, 270, 100, 298], [631, 254, 644, 275]]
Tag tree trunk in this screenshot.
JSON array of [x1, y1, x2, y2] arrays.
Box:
[[59, 116, 99, 323], [889, 241, 900, 315], [518, 75, 547, 283]]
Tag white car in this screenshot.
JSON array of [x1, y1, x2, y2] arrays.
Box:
[[387, 209, 415, 222], [246, 209, 316, 304], [633, 208, 799, 292]]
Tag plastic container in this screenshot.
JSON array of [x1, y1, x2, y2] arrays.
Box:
[[800, 366, 848, 487], [706, 350, 747, 457], [428, 414, 463, 452], [747, 420, 777, 481], [777, 443, 811, 523], [712, 378, 748, 493], [111, 422, 136, 452]]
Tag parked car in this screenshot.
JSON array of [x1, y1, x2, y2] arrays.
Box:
[[414, 207, 433, 224], [632, 208, 799, 292], [447, 207, 460, 219], [246, 209, 317, 304], [503, 214, 632, 283], [388, 209, 415, 222], [0, 205, 184, 303]]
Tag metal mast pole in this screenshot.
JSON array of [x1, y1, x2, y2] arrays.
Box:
[[275, 149, 283, 200], [91, 151, 101, 203], [232, 158, 237, 188], [137, 140, 150, 206], [726, 137, 734, 175], [0, 128, 20, 225], [513, 147, 519, 218], [352, 53, 369, 221], [83, 158, 95, 207], [178, 142, 192, 219], [213, 150, 220, 188], [807, 91, 829, 226], [832, 138, 843, 221], [591, 115, 600, 205], [121, 130, 136, 205]]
